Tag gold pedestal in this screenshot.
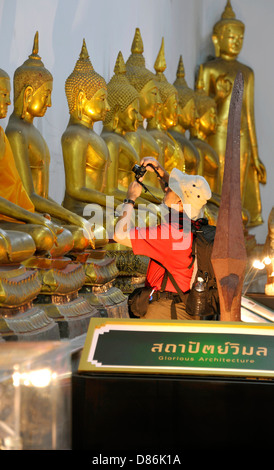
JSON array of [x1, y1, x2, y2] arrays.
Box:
[[23, 257, 100, 338], [0, 302, 59, 341], [81, 281, 128, 319], [0, 265, 59, 341], [77, 251, 129, 318], [35, 292, 98, 339]]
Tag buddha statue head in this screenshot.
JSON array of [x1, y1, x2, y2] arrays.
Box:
[[0, 69, 11, 119], [126, 28, 161, 121], [212, 0, 245, 59], [193, 65, 217, 139], [65, 39, 109, 126], [103, 51, 140, 134], [173, 55, 196, 131], [13, 31, 53, 120], [153, 38, 178, 130]]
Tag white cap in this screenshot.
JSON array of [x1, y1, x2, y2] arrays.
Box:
[[169, 168, 212, 220]]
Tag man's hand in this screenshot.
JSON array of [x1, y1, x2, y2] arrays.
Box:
[[140, 156, 169, 190], [140, 156, 162, 172], [127, 180, 143, 201]]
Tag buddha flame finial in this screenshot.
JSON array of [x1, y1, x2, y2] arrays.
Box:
[[221, 0, 236, 20], [195, 64, 205, 92], [13, 30, 52, 103], [28, 31, 41, 61], [214, 0, 244, 35], [79, 38, 89, 61], [131, 27, 144, 54], [126, 28, 155, 93], [176, 55, 185, 80], [65, 38, 106, 114], [32, 31, 39, 56], [114, 51, 126, 75], [153, 37, 177, 104], [104, 50, 139, 126], [173, 55, 195, 109], [154, 37, 166, 74]]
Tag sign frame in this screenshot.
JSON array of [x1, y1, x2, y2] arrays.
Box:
[[78, 318, 274, 378]]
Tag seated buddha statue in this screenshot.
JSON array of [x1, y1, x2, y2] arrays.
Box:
[[0, 66, 69, 257], [5, 32, 94, 255], [169, 55, 200, 175], [124, 27, 164, 197], [146, 38, 185, 174], [190, 66, 220, 195], [61, 39, 126, 238], [101, 51, 160, 207], [198, 0, 266, 226]]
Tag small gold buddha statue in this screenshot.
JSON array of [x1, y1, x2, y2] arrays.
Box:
[[5, 32, 93, 255], [199, 0, 266, 226], [170, 55, 200, 175], [101, 51, 159, 207], [124, 28, 164, 196], [146, 38, 185, 174], [191, 66, 220, 195]]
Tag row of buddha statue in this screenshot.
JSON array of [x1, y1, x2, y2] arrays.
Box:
[[0, 0, 271, 339], [62, 0, 264, 229]]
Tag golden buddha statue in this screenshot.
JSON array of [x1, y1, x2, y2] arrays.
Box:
[[191, 66, 220, 195], [100, 51, 154, 292], [170, 55, 200, 175], [5, 32, 93, 255], [146, 38, 185, 174], [0, 67, 64, 256], [193, 66, 250, 232], [2, 34, 117, 332], [62, 39, 124, 233], [0, 70, 61, 339], [61, 39, 128, 312], [199, 0, 266, 227], [124, 28, 164, 196], [101, 51, 160, 206]]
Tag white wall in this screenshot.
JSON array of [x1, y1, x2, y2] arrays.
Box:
[[0, 0, 272, 245]]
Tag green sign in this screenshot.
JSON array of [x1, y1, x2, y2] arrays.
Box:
[[79, 318, 274, 378]]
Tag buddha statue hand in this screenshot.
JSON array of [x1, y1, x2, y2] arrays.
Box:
[[39, 213, 64, 247], [80, 218, 96, 250], [215, 75, 232, 101], [0, 228, 12, 261], [252, 150, 267, 184]]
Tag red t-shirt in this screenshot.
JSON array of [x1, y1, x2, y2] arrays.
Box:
[[130, 220, 193, 293]]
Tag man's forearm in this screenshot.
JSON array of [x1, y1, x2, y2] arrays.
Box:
[[157, 166, 169, 191], [113, 200, 135, 247]]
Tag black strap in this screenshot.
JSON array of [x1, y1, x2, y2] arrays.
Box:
[[170, 300, 177, 319], [152, 259, 187, 305]]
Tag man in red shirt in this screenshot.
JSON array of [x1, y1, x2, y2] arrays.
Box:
[[113, 157, 211, 319]]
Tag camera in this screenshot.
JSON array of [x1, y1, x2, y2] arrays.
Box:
[[132, 164, 147, 180]]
